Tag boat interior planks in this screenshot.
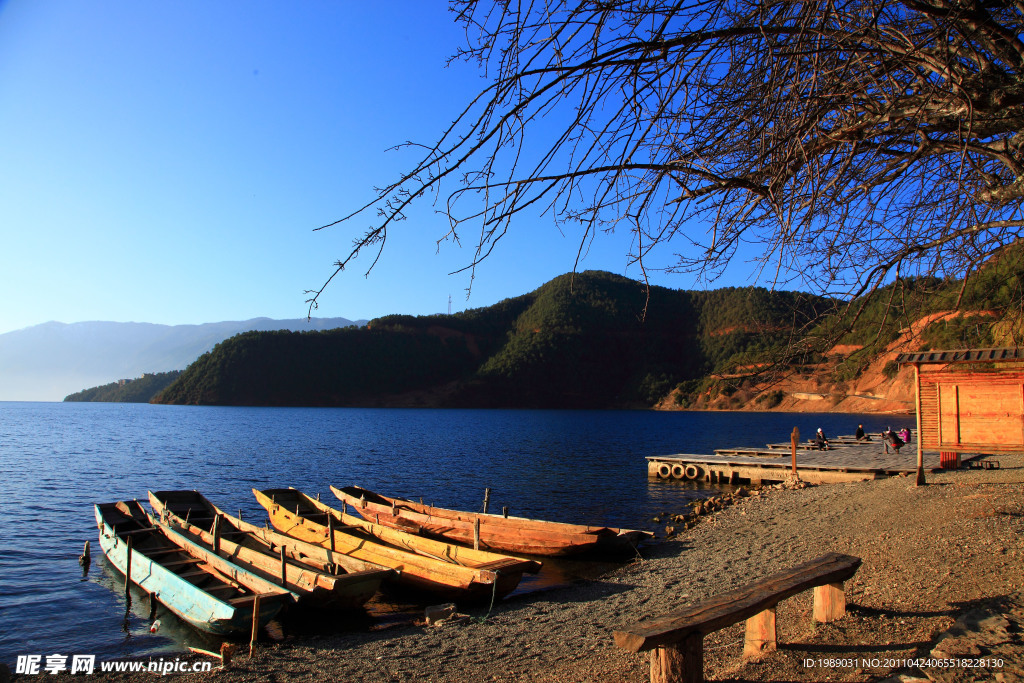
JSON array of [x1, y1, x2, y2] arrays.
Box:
[[149, 490, 388, 611], [94, 500, 288, 636], [254, 487, 540, 602]]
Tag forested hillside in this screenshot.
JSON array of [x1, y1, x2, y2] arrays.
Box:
[[154, 271, 829, 408], [1, 316, 363, 402], [64, 371, 182, 403], [154, 250, 1024, 410], [812, 243, 1024, 382]]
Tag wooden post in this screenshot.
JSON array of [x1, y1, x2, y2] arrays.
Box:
[[212, 514, 221, 554], [743, 608, 777, 658], [148, 590, 158, 620], [483, 488, 491, 514], [813, 582, 847, 622], [650, 633, 702, 683], [125, 536, 133, 604], [219, 642, 234, 669], [473, 518, 481, 551], [915, 364, 926, 485], [279, 547, 287, 587], [249, 594, 261, 659], [327, 514, 335, 552], [502, 506, 509, 518], [790, 427, 799, 478]]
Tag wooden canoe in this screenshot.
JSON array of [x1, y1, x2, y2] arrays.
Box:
[[94, 500, 289, 636], [254, 488, 541, 601], [332, 485, 654, 557], [149, 490, 390, 611]]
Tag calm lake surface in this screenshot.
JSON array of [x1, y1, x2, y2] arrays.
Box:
[[0, 402, 900, 666]]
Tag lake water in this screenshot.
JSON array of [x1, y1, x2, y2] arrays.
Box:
[[0, 402, 900, 667]]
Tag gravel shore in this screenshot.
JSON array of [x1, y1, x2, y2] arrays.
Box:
[[46, 454, 1023, 682]]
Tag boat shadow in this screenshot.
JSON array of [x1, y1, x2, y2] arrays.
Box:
[[94, 556, 226, 655]]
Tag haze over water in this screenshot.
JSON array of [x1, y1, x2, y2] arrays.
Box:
[[0, 402, 898, 666]]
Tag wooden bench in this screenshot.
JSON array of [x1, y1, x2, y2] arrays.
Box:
[[613, 553, 862, 683]]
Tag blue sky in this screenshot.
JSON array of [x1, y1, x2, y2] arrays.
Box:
[[0, 1, 753, 336]]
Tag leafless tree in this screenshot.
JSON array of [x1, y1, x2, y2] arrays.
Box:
[[309, 0, 1024, 337]]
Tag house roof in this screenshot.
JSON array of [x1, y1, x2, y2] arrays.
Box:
[[896, 347, 1024, 364]]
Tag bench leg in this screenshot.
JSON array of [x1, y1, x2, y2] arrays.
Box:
[[650, 632, 703, 683], [743, 607, 777, 658], [813, 582, 846, 623]]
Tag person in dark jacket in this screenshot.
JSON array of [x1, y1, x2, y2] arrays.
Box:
[[883, 427, 904, 453], [814, 427, 830, 450]]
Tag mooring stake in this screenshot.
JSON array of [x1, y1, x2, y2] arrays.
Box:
[[791, 426, 800, 478], [212, 514, 221, 554], [79, 540, 91, 577], [125, 535, 133, 607], [249, 594, 261, 659]]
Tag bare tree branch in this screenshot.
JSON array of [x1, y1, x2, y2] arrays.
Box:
[[310, 0, 1024, 330]]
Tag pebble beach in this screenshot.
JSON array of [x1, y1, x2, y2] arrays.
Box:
[[40, 453, 1023, 683]]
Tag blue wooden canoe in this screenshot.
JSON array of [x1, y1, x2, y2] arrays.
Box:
[[94, 500, 289, 636]]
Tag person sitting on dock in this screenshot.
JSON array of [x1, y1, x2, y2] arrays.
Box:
[[814, 427, 830, 451], [898, 427, 910, 442], [883, 428, 904, 453], [855, 424, 871, 441]]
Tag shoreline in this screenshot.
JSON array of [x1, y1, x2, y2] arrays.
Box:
[[47, 455, 1022, 682]]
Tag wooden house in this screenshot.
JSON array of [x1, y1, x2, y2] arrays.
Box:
[[897, 348, 1024, 481]]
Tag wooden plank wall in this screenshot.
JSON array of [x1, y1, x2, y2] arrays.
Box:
[[919, 381, 939, 448], [919, 370, 1024, 452]]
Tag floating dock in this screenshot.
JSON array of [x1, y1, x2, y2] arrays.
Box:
[[648, 435, 955, 485]]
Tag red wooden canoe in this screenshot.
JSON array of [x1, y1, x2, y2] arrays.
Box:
[[332, 485, 652, 557]]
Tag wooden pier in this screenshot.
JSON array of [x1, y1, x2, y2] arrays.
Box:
[[648, 434, 957, 485]]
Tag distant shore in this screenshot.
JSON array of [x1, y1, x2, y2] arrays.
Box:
[[52, 455, 1023, 682]]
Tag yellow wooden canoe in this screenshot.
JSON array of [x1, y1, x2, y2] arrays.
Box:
[[254, 488, 540, 601]]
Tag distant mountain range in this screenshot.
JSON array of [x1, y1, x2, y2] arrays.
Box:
[[0, 317, 365, 402]]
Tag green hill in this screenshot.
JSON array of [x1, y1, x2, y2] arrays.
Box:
[[154, 271, 828, 408], [153, 245, 1024, 409], [64, 371, 183, 403]]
